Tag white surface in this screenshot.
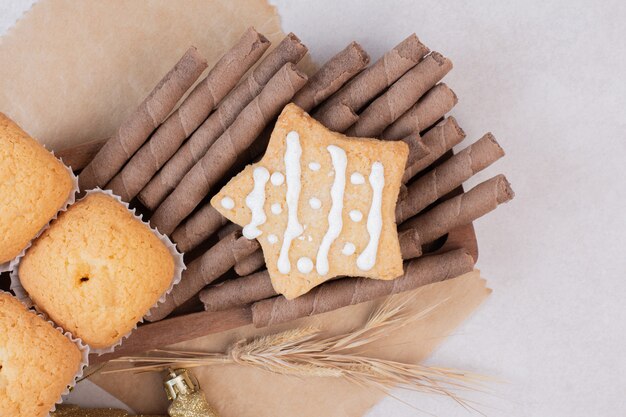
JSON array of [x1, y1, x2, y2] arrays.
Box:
[[2, 0, 626, 415]]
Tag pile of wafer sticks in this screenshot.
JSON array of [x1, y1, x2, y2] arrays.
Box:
[[58, 28, 513, 346]]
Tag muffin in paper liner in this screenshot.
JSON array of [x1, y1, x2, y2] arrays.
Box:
[[0, 154, 78, 273], [0, 290, 90, 417], [10, 188, 186, 355]]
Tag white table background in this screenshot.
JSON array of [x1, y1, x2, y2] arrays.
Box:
[[2, 0, 626, 415]]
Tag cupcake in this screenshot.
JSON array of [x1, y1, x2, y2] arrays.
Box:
[[18, 192, 176, 349], [0, 292, 83, 417], [0, 113, 74, 266]]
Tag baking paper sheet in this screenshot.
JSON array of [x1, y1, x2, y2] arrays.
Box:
[[1, 1, 490, 415], [90, 271, 490, 416]]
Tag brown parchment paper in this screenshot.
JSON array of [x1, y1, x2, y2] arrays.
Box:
[[2, 1, 491, 415], [0, 0, 308, 151], [90, 271, 491, 416]]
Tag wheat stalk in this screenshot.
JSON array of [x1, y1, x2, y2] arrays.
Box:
[[104, 293, 489, 409]]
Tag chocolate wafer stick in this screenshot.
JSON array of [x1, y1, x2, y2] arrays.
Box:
[[313, 34, 429, 132], [78, 47, 207, 190], [200, 270, 275, 312], [232, 233, 261, 262], [399, 228, 422, 259], [345, 52, 453, 138], [106, 28, 270, 201], [147, 230, 259, 322], [234, 249, 266, 276], [139, 33, 308, 210], [150, 63, 308, 235], [383, 83, 457, 140], [207, 227, 424, 312], [251, 249, 474, 327], [172, 206, 226, 253], [401, 133, 430, 167], [402, 116, 466, 183], [324, 105, 359, 132], [217, 222, 243, 240], [292, 42, 369, 112], [396, 133, 504, 223], [400, 174, 514, 242]]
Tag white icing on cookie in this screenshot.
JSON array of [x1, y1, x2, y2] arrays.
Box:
[[271, 203, 282, 215], [309, 197, 322, 209], [267, 234, 278, 244], [297, 257, 314, 274], [308, 162, 321, 171], [278, 131, 304, 274], [349, 209, 363, 222], [316, 145, 347, 275], [357, 162, 384, 271], [220, 196, 235, 210], [270, 172, 284, 186], [350, 172, 365, 185], [242, 166, 270, 239], [341, 242, 356, 256]]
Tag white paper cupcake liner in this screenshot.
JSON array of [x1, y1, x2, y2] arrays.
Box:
[[10, 188, 186, 355], [0, 153, 78, 273], [0, 290, 90, 417]]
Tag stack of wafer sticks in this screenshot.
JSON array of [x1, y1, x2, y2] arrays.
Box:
[[64, 28, 513, 330]]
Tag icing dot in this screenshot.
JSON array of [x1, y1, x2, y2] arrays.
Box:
[[270, 172, 284, 186], [271, 203, 282, 215], [351, 172, 365, 185], [308, 162, 321, 171], [297, 257, 314, 274], [341, 242, 356, 256], [309, 198, 322, 209], [349, 210, 363, 222], [267, 234, 278, 244], [220, 197, 235, 210]]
